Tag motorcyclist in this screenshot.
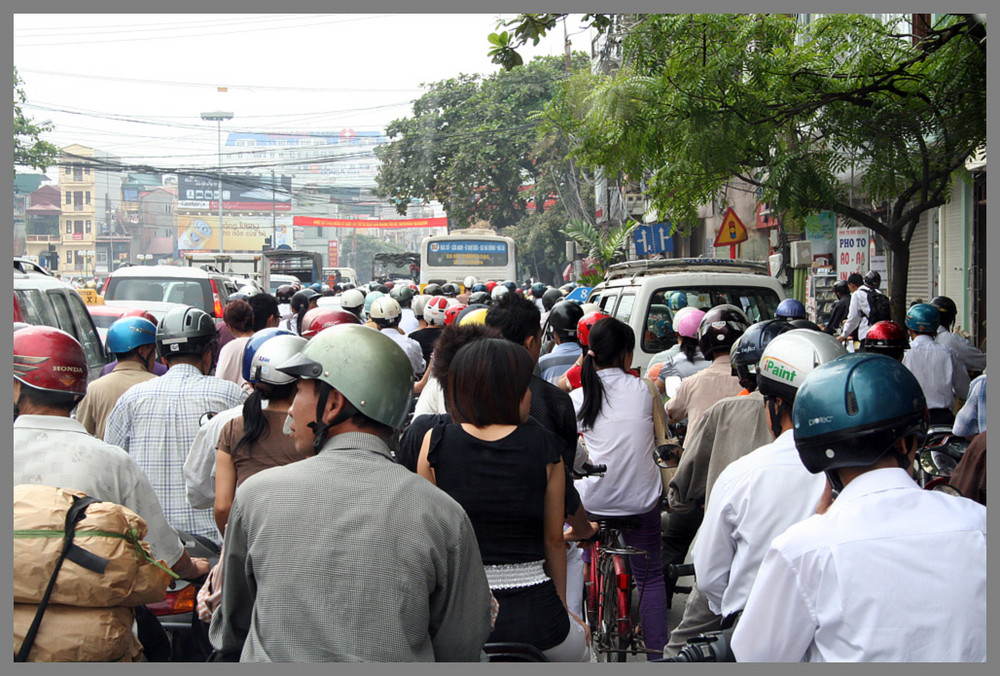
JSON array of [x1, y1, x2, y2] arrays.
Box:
[[655, 308, 708, 394], [282, 288, 320, 335], [930, 295, 986, 374], [822, 280, 851, 335], [732, 352, 986, 662], [538, 300, 584, 383], [390, 285, 419, 335], [860, 320, 908, 361], [369, 296, 426, 376], [339, 288, 366, 320], [692, 331, 845, 630], [901, 303, 969, 426], [774, 298, 806, 321]]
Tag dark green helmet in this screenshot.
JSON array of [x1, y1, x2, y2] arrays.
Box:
[[793, 352, 928, 474]]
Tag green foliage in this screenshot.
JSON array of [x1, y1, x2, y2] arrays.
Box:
[[543, 13, 986, 321], [560, 219, 634, 277], [13, 67, 58, 177]]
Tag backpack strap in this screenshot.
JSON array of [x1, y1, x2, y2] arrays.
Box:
[[15, 494, 103, 662]]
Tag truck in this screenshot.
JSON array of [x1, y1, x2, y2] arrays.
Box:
[[183, 252, 270, 293]]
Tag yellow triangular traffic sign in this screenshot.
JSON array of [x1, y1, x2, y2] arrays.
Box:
[[714, 207, 749, 247]]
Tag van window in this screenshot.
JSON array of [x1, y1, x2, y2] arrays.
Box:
[[65, 291, 106, 370], [614, 294, 636, 323], [640, 286, 781, 354], [15, 289, 59, 327], [598, 291, 618, 314]]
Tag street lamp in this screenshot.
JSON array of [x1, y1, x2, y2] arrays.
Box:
[[200, 111, 234, 254]]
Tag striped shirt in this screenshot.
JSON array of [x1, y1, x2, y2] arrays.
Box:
[[104, 363, 247, 544]]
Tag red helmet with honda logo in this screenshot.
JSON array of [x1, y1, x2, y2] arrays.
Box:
[[577, 311, 612, 348], [444, 303, 467, 326], [299, 306, 363, 339], [13, 326, 88, 397]]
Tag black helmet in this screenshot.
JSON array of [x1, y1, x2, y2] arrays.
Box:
[[730, 319, 796, 392], [531, 282, 546, 298], [541, 287, 563, 312], [441, 282, 460, 297], [833, 280, 850, 296], [291, 288, 321, 313], [793, 352, 928, 477], [930, 296, 957, 330], [467, 290, 491, 306], [863, 270, 881, 290], [548, 300, 585, 342], [788, 318, 822, 332], [155, 306, 218, 359], [275, 284, 296, 303], [697, 304, 750, 359], [423, 283, 442, 296]]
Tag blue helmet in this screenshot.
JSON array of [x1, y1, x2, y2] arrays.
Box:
[[793, 352, 928, 475], [472, 283, 488, 293], [106, 317, 157, 355], [775, 298, 806, 320], [668, 291, 688, 311], [905, 303, 939, 334], [241, 327, 295, 383]]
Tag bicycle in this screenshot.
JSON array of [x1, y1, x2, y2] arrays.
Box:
[[576, 462, 653, 662]]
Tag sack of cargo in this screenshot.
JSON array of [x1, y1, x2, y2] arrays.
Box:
[[13, 484, 174, 607], [14, 603, 143, 662]]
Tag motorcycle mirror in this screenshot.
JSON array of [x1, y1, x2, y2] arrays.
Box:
[[918, 449, 959, 478]]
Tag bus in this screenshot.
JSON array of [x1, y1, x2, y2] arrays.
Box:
[[419, 229, 517, 288]]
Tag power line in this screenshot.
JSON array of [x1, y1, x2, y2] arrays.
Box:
[[13, 14, 327, 37], [15, 14, 401, 48]]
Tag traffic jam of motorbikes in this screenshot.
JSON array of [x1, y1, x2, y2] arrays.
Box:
[[12, 12, 986, 664]]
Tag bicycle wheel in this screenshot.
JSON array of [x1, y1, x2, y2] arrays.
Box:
[[600, 555, 632, 662]]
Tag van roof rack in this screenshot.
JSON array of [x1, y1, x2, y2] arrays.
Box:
[[603, 257, 769, 281]]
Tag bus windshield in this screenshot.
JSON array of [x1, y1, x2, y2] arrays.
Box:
[[420, 232, 516, 286]]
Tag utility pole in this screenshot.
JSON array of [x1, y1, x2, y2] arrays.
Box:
[[200, 111, 233, 253], [271, 169, 277, 247]]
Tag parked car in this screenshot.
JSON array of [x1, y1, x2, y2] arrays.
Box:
[[101, 264, 239, 320], [13, 258, 108, 383], [268, 273, 302, 294], [585, 258, 786, 375]]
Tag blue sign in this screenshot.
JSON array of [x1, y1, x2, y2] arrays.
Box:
[[565, 286, 592, 304], [651, 222, 674, 253], [634, 222, 674, 255], [633, 224, 655, 256]]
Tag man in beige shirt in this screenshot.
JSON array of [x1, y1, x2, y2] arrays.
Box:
[[76, 317, 158, 438]]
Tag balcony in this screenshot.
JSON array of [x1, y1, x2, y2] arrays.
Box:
[[26, 234, 59, 242]]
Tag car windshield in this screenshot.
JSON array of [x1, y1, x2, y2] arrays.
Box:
[[90, 312, 125, 329], [641, 286, 781, 354], [108, 278, 207, 309]]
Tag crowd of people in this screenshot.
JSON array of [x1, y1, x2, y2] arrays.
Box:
[[12, 271, 987, 663]]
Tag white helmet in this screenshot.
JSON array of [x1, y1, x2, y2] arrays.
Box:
[[757, 329, 845, 402], [238, 285, 259, 297], [424, 295, 449, 326], [245, 333, 308, 386], [491, 285, 510, 301], [340, 288, 365, 312], [463, 275, 477, 290], [369, 296, 402, 325], [412, 294, 431, 319]]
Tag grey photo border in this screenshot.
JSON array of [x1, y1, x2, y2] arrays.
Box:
[[5, 0, 995, 674]]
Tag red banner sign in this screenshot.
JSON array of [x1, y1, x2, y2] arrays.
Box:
[[293, 216, 448, 229]]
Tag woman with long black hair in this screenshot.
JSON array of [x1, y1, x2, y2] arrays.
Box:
[[213, 331, 311, 534], [570, 316, 669, 658], [417, 338, 590, 661]]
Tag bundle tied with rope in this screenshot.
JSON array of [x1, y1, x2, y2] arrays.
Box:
[[13, 484, 176, 662]]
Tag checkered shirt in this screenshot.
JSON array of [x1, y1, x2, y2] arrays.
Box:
[[104, 363, 247, 543]]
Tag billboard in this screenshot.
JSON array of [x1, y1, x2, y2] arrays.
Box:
[[177, 173, 293, 208], [177, 214, 292, 252], [292, 216, 448, 229]]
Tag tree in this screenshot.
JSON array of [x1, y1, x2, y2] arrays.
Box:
[[13, 67, 58, 177], [560, 218, 634, 285], [535, 13, 985, 325]]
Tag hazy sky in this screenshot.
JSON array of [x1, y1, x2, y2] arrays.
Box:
[[13, 13, 593, 173]]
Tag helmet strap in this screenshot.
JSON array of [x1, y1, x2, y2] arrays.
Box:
[[825, 469, 845, 496], [307, 382, 359, 453], [765, 396, 784, 439]]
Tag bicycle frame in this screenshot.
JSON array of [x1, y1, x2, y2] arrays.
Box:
[[583, 522, 645, 661]]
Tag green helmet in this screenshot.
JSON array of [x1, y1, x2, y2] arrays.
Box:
[[277, 324, 413, 431]]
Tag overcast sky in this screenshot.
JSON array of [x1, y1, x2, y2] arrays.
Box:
[[13, 13, 593, 173]]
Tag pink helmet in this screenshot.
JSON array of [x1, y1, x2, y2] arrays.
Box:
[[676, 308, 706, 340]]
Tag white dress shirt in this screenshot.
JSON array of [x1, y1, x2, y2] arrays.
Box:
[[692, 428, 826, 618], [379, 327, 427, 375], [413, 376, 447, 417], [570, 369, 662, 516], [839, 284, 872, 340], [399, 308, 420, 336], [902, 334, 970, 408], [935, 325, 986, 372], [732, 467, 986, 662]]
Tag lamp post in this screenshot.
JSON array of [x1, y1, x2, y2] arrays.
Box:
[[200, 111, 233, 254]]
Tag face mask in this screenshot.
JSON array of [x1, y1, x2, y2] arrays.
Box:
[[282, 413, 294, 437]]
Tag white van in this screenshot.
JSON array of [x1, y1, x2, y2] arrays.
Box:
[[586, 258, 786, 375]]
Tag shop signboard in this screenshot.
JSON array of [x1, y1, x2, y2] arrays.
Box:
[[836, 224, 869, 281]]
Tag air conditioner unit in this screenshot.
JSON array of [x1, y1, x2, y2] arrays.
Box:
[[789, 240, 813, 268], [768, 253, 783, 277], [769, 229, 780, 248]]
